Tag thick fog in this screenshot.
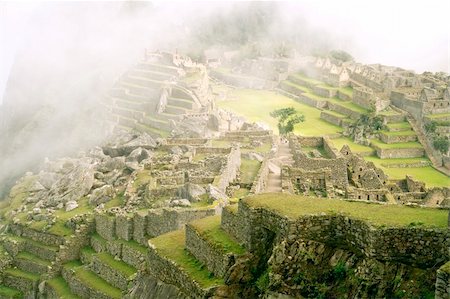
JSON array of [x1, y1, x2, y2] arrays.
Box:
[[0, 0, 448, 198]]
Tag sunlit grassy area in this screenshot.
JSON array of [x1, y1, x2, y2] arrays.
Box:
[[327, 98, 369, 114], [149, 229, 223, 288], [240, 159, 261, 185], [245, 193, 448, 228], [370, 139, 423, 149], [329, 137, 374, 154], [0, 286, 22, 299], [218, 89, 342, 136], [189, 215, 245, 254]]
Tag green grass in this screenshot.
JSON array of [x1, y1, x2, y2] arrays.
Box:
[[189, 215, 245, 254], [65, 262, 122, 299], [327, 98, 369, 114], [149, 230, 223, 288], [380, 130, 416, 136], [338, 86, 353, 97], [96, 252, 136, 277], [47, 276, 79, 299], [240, 159, 261, 185], [303, 92, 328, 101], [118, 239, 148, 254], [290, 73, 323, 85], [231, 188, 250, 199], [4, 268, 40, 281], [378, 110, 401, 116], [211, 140, 232, 148], [322, 110, 346, 118], [218, 89, 342, 136], [370, 139, 423, 149], [281, 80, 312, 93], [427, 113, 450, 119], [329, 137, 374, 154], [245, 193, 448, 228], [0, 286, 22, 298], [386, 122, 411, 131], [17, 251, 51, 267]]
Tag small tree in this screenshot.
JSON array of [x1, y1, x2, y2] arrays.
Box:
[[270, 107, 305, 135], [433, 136, 449, 154]]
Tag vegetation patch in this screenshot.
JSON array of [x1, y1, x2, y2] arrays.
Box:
[[47, 276, 79, 299], [189, 215, 245, 254], [244, 193, 448, 228], [149, 230, 223, 288], [0, 286, 22, 298], [240, 159, 262, 185]]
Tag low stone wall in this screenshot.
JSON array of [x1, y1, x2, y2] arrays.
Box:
[[146, 208, 216, 238], [288, 75, 315, 89], [249, 158, 270, 194], [95, 214, 116, 241], [374, 146, 425, 159], [90, 254, 131, 291], [312, 86, 336, 98], [382, 114, 405, 123], [116, 214, 134, 241], [298, 94, 327, 108], [211, 69, 267, 89], [221, 206, 246, 245], [294, 136, 323, 148], [336, 90, 352, 101], [147, 243, 217, 298], [435, 262, 450, 299], [216, 147, 241, 192], [185, 224, 236, 278], [232, 200, 449, 268], [320, 111, 342, 126], [166, 138, 209, 146], [327, 102, 361, 120], [9, 223, 65, 247], [62, 266, 113, 299], [379, 132, 417, 144], [322, 137, 340, 159]]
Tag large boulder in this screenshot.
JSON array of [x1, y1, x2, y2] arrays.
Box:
[[89, 185, 115, 206], [207, 184, 228, 201]]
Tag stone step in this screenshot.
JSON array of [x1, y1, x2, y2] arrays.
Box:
[[111, 106, 145, 121], [128, 69, 174, 81], [9, 223, 65, 247], [386, 122, 413, 132], [115, 114, 138, 128], [3, 235, 59, 261], [0, 285, 22, 299], [142, 116, 172, 131], [62, 261, 122, 299], [119, 82, 160, 98], [164, 104, 188, 115], [185, 215, 245, 278], [14, 251, 51, 274], [134, 123, 168, 139], [122, 75, 165, 90], [111, 97, 151, 111], [2, 268, 39, 294], [135, 62, 181, 76], [44, 276, 80, 299], [167, 97, 195, 109], [88, 251, 137, 291], [379, 131, 418, 144]]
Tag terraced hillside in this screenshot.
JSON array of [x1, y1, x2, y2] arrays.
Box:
[[216, 74, 449, 187], [102, 56, 206, 138]]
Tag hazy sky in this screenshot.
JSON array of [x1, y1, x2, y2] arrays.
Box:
[[0, 0, 449, 104]]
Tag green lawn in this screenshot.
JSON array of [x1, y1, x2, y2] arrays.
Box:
[[281, 80, 312, 93], [330, 137, 374, 154], [240, 159, 261, 185], [370, 139, 423, 149], [218, 89, 342, 136], [290, 73, 323, 85], [386, 122, 411, 131], [427, 113, 450, 119], [327, 98, 369, 114], [189, 215, 245, 254], [380, 130, 416, 136], [96, 252, 136, 277], [149, 229, 223, 288], [245, 193, 448, 228], [338, 86, 353, 97]]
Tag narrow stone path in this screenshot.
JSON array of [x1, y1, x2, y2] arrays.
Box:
[[264, 140, 294, 193]]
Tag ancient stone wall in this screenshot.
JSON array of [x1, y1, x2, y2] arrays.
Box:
[[227, 200, 449, 268], [320, 111, 342, 126], [216, 147, 241, 192], [379, 132, 417, 144], [146, 208, 216, 238], [322, 137, 340, 159], [221, 206, 246, 245], [185, 224, 236, 277], [435, 262, 450, 299], [374, 146, 425, 159], [147, 243, 216, 298]]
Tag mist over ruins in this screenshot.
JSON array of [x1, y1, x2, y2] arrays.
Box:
[[0, 1, 448, 298]]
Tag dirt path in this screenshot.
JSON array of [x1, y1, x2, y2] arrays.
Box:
[[264, 140, 294, 193]]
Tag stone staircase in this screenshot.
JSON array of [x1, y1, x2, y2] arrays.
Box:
[[103, 60, 204, 138]]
